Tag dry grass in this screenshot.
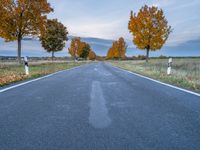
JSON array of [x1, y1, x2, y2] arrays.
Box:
[[0, 61, 88, 87], [110, 58, 200, 93]]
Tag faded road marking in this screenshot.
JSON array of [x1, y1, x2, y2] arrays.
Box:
[[89, 81, 111, 128]]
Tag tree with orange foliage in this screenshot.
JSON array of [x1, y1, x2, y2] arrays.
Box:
[[0, 0, 53, 63], [88, 51, 96, 60], [117, 37, 127, 59], [107, 46, 115, 59], [106, 37, 127, 60], [68, 37, 81, 61], [79, 43, 91, 59], [107, 42, 117, 59], [128, 5, 172, 62], [68, 37, 91, 60]]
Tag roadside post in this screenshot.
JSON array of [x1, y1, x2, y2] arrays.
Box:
[[167, 58, 172, 75], [24, 56, 29, 75]]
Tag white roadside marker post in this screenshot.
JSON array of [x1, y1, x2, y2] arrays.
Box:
[[24, 56, 29, 75], [167, 58, 172, 75]]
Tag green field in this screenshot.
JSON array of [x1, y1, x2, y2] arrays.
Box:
[[0, 61, 88, 87], [110, 58, 200, 93]]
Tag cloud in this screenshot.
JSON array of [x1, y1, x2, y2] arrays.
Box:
[[167, 28, 200, 46], [58, 10, 130, 40], [68, 19, 122, 39], [153, 0, 173, 7], [148, 0, 200, 46], [47, 0, 200, 47]]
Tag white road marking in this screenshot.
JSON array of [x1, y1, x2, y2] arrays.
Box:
[[110, 64, 200, 97], [89, 81, 111, 128], [0, 65, 85, 93]]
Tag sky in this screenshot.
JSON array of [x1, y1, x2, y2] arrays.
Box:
[[48, 0, 200, 47]]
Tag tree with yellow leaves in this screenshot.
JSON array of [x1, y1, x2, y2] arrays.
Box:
[[106, 37, 127, 60], [128, 5, 172, 62], [117, 37, 127, 59], [107, 46, 115, 59], [68, 37, 92, 60], [79, 43, 91, 59], [68, 37, 80, 61], [0, 0, 53, 63]]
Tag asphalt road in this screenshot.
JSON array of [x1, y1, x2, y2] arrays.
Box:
[[0, 62, 200, 150]]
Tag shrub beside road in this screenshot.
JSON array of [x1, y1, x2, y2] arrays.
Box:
[[110, 58, 200, 93], [0, 61, 88, 87]]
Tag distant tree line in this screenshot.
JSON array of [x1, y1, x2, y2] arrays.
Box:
[[68, 37, 96, 61]]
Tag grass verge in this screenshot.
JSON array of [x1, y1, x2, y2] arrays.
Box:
[[0, 61, 88, 87], [110, 58, 200, 93]]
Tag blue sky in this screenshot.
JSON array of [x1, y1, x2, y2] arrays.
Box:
[[48, 0, 200, 47]]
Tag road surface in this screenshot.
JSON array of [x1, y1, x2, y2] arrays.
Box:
[[0, 62, 200, 150]]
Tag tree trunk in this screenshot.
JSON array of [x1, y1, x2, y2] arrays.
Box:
[[52, 51, 54, 61], [17, 37, 22, 64], [146, 48, 150, 63]]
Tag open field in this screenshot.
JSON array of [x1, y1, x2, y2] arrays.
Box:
[[0, 61, 89, 87], [110, 58, 200, 93]]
